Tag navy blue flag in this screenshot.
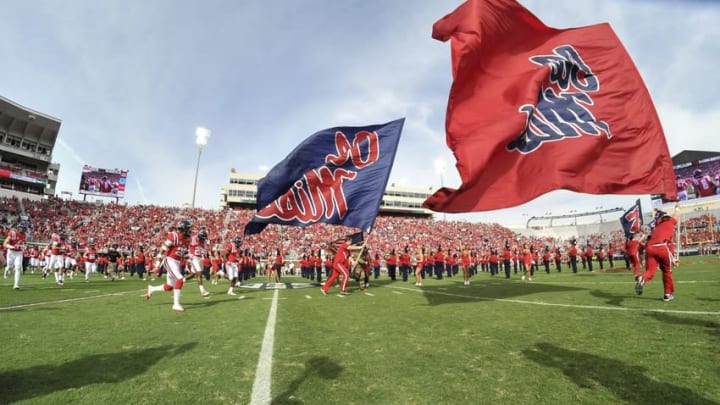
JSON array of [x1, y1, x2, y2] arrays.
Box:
[[619, 199, 643, 238], [244, 118, 404, 235]]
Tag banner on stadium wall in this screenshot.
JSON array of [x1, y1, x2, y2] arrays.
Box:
[[78, 165, 128, 198]]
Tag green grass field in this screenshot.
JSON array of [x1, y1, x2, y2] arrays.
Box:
[[1, 256, 719, 405]]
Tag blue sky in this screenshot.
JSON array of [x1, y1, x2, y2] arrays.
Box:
[[0, 0, 718, 227]]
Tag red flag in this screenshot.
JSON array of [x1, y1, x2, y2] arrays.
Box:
[[423, 0, 677, 213]]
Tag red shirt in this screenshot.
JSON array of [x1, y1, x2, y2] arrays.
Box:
[[5, 230, 26, 250], [648, 217, 677, 245], [84, 247, 98, 263], [334, 242, 350, 268], [165, 231, 190, 261]]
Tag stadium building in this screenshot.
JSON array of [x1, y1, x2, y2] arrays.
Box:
[[0, 96, 61, 200], [220, 169, 434, 218]]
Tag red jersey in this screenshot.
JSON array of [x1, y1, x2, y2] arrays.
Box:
[[65, 244, 77, 258], [165, 231, 190, 261], [648, 217, 677, 245], [676, 178, 688, 192], [5, 230, 26, 250], [84, 246, 98, 263], [690, 176, 716, 197], [50, 240, 66, 256], [334, 242, 351, 267], [189, 235, 208, 258], [225, 243, 240, 263]]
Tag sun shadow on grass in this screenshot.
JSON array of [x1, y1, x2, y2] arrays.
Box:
[[590, 290, 627, 306], [523, 342, 717, 405], [0, 342, 198, 404], [404, 280, 585, 306], [644, 312, 719, 338], [271, 356, 343, 404]]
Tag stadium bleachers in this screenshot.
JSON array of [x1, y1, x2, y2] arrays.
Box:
[[0, 196, 717, 266]]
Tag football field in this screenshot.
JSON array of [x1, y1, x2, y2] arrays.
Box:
[[1, 256, 719, 404]]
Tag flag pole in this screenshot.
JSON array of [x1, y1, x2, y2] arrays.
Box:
[[349, 230, 370, 288]]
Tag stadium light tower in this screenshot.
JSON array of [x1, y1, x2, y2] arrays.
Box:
[[192, 126, 211, 208]]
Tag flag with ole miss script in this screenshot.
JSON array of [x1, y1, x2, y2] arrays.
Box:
[[423, 0, 677, 213], [244, 118, 404, 235]]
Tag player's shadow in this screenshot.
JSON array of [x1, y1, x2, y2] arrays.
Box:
[[589, 290, 627, 306], [271, 356, 343, 404], [0, 342, 197, 404], [523, 342, 717, 405], [414, 281, 584, 306], [645, 312, 720, 338]]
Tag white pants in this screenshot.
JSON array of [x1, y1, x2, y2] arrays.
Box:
[[49, 254, 65, 270], [226, 262, 239, 280], [162, 257, 184, 286], [189, 256, 203, 274], [6, 250, 22, 272]]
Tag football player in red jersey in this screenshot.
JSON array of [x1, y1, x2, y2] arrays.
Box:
[[688, 169, 717, 198], [4, 221, 27, 290], [145, 221, 192, 312], [222, 237, 242, 296], [675, 175, 688, 201], [47, 232, 68, 285], [635, 204, 681, 301], [185, 228, 210, 297], [83, 238, 99, 282]]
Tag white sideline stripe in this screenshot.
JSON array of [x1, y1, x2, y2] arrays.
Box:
[[0, 290, 140, 311], [527, 280, 715, 285], [250, 288, 278, 405], [390, 286, 720, 316]]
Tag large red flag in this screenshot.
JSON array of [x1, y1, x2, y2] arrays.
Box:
[[423, 0, 677, 213]]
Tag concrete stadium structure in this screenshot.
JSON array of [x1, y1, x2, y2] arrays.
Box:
[[0, 96, 61, 201]]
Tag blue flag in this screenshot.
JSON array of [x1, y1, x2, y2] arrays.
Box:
[[619, 199, 643, 238], [244, 118, 404, 235]]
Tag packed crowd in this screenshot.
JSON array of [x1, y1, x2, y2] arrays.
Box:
[[1, 196, 717, 293]]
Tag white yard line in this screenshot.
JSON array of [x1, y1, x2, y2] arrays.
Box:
[[0, 290, 139, 311], [250, 288, 279, 405], [391, 286, 720, 316]]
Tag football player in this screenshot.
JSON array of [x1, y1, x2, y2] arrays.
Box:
[[4, 221, 28, 289], [145, 221, 192, 312], [185, 227, 210, 297]]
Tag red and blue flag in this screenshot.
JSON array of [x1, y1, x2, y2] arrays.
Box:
[[244, 118, 404, 235], [620, 199, 644, 238]]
